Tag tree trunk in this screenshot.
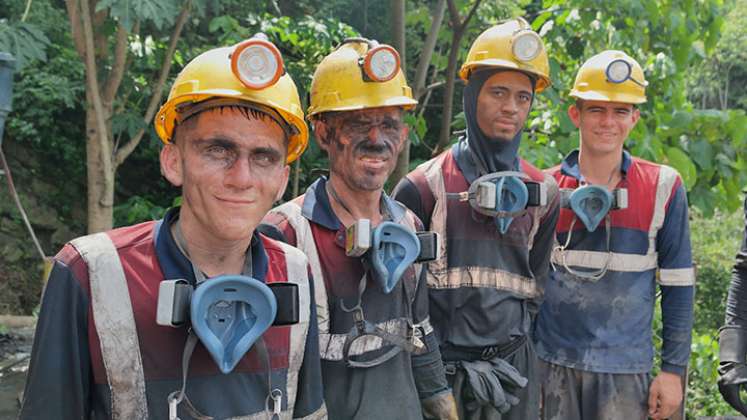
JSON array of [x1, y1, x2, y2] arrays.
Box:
[[389, 0, 409, 188], [85, 94, 114, 233], [433, 30, 462, 156]]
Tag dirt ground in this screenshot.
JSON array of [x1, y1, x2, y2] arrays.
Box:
[[0, 326, 33, 419]]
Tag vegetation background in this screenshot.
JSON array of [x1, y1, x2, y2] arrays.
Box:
[[1, 0, 746, 416]]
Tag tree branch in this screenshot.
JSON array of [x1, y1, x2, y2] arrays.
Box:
[[460, 0, 483, 33], [446, 0, 460, 25], [115, 1, 191, 166], [79, 0, 114, 204], [64, 0, 86, 57], [103, 23, 130, 104], [413, 0, 447, 99]]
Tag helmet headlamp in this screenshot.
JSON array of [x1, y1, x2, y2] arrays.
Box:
[[605, 58, 648, 87], [231, 36, 284, 90], [362, 44, 400, 83], [511, 31, 542, 62]]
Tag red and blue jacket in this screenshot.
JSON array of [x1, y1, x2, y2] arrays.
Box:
[[535, 150, 695, 375], [19, 208, 325, 419]]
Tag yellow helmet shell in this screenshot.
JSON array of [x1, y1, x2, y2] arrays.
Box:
[[570, 50, 647, 104], [154, 45, 309, 164], [459, 18, 551, 92], [307, 40, 418, 118]]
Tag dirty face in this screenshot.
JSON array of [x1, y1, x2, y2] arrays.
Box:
[[314, 106, 408, 192], [160, 107, 290, 243]]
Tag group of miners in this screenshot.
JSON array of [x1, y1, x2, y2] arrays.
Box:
[[16, 15, 747, 420]]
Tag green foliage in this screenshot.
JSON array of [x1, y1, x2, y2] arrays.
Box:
[[0, 21, 50, 70], [690, 208, 742, 332], [686, 331, 738, 416], [95, 0, 181, 31], [688, 0, 747, 111], [113, 195, 180, 226]]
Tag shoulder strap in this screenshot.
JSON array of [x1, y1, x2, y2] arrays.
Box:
[[70, 232, 148, 420]]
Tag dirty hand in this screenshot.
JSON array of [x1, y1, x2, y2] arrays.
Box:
[[647, 371, 683, 420], [422, 391, 459, 420]]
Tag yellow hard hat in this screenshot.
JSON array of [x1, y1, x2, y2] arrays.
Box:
[[307, 38, 417, 118], [570, 50, 648, 104], [459, 18, 551, 92], [154, 37, 308, 163]]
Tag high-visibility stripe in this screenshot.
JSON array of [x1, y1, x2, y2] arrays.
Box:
[[551, 250, 658, 272], [658, 267, 696, 286], [275, 241, 312, 419], [71, 233, 149, 420], [272, 202, 331, 336]]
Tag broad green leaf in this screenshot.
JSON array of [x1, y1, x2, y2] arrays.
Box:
[[689, 139, 714, 171], [96, 0, 180, 31], [665, 147, 697, 189], [0, 22, 50, 70]]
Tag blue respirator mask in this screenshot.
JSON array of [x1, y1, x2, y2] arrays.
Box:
[[448, 171, 547, 233]]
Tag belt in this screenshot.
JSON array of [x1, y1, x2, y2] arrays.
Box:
[[442, 335, 527, 368]]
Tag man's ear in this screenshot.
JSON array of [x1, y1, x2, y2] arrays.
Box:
[[631, 107, 641, 126], [312, 119, 331, 153], [568, 104, 582, 128], [396, 124, 409, 153], [274, 164, 291, 202], [160, 143, 184, 187]]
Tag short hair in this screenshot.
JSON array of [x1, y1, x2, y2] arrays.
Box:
[[172, 105, 290, 150]]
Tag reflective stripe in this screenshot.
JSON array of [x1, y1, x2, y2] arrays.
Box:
[[421, 154, 449, 286], [659, 267, 696, 286], [418, 152, 557, 296], [272, 202, 331, 336], [270, 198, 424, 362], [70, 233, 149, 420], [414, 316, 434, 335], [318, 317, 414, 361], [229, 405, 328, 420], [428, 266, 540, 298], [274, 241, 312, 419], [551, 250, 657, 272]]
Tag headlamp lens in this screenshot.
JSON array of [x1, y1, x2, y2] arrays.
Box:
[[231, 39, 283, 89], [606, 59, 631, 84], [512, 32, 542, 62], [364, 45, 400, 82]]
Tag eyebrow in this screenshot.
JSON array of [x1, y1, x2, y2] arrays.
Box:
[[489, 85, 533, 97], [194, 137, 283, 157], [193, 137, 238, 150]]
